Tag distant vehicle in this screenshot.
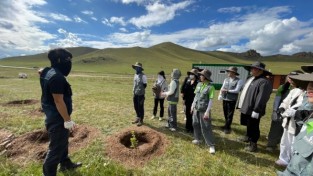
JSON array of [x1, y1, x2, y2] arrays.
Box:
[[18, 73, 28, 79]]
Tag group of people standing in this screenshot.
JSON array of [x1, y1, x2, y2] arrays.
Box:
[[37, 47, 313, 175]]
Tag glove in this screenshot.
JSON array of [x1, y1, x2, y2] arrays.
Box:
[[283, 109, 297, 118], [64, 120, 75, 130], [218, 95, 223, 101], [277, 107, 285, 114], [251, 111, 259, 119]]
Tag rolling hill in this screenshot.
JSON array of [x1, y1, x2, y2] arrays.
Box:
[[0, 42, 312, 75]]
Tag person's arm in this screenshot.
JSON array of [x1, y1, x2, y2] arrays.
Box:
[[218, 79, 226, 100], [204, 86, 215, 120], [228, 79, 244, 94], [143, 75, 147, 88], [52, 94, 71, 121], [163, 81, 176, 96], [253, 80, 272, 115]]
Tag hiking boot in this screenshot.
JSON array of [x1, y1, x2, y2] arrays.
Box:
[[244, 142, 258, 152], [151, 115, 156, 119], [132, 118, 140, 124], [237, 136, 249, 143], [59, 161, 82, 172], [209, 146, 215, 154]]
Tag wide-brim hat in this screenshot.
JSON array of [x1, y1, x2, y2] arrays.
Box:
[[244, 61, 272, 76], [226, 66, 239, 75], [132, 62, 144, 70], [198, 69, 213, 82], [289, 73, 313, 90], [187, 68, 199, 75], [301, 65, 313, 73]]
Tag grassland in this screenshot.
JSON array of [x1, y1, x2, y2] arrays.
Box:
[[0, 66, 284, 176], [0, 43, 311, 175]]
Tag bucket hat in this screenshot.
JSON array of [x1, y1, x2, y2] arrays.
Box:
[[244, 61, 272, 75], [301, 65, 313, 73], [226, 66, 239, 75], [132, 62, 144, 70], [187, 68, 199, 76], [289, 73, 313, 89], [198, 69, 213, 82]]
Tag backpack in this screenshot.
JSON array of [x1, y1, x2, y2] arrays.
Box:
[[152, 82, 162, 97]]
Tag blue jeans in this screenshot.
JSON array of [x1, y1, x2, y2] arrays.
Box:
[[43, 125, 70, 176]]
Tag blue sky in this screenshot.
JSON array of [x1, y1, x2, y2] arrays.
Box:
[[0, 0, 313, 58]]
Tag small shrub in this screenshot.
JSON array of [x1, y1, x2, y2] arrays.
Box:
[[130, 131, 138, 149]]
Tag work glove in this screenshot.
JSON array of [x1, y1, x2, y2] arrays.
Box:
[[282, 109, 297, 118], [64, 120, 75, 130], [251, 111, 259, 119]]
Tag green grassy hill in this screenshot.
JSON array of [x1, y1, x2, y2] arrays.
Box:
[[0, 42, 312, 75]]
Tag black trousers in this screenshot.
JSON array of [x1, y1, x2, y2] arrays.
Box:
[[185, 101, 193, 132], [242, 113, 261, 143], [133, 95, 145, 120], [267, 119, 284, 147], [43, 125, 71, 176], [222, 100, 236, 129], [153, 98, 164, 117]]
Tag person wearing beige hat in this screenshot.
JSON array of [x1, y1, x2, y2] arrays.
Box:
[[191, 69, 216, 154], [237, 61, 272, 152], [131, 62, 147, 126], [181, 68, 199, 133], [218, 66, 243, 134], [277, 72, 313, 176]]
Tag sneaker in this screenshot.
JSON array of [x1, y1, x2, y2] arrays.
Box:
[[165, 123, 170, 128], [275, 159, 287, 167], [244, 142, 258, 152], [159, 117, 163, 121], [192, 139, 201, 145], [137, 121, 143, 126], [169, 128, 176, 132], [151, 115, 156, 119], [209, 146, 215, 154], [132, 118, 140, 124]]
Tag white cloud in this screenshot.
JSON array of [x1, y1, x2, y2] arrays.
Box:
[[120, 0, 146, 5], [119, 28, 128, 32], [52, 28, 82, 48], [129, 1, 193, 28], [102, 17, 127, 26], [0, 0, 54, 58], [91, 17, 98, 21], [218, 7, 243, 13], [81, 10, 94, 16], [49, 13, 72, 21], [74, 16, 87, 23]]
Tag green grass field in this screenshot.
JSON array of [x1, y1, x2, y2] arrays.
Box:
[[0, 67, 286, 176]]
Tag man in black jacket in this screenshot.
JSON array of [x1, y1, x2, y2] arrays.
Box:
[[237, 61, 272, 152], [40, 48, 82, 175]]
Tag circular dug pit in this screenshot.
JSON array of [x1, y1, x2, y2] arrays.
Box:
[[3, 99, 39, 106], [105, 126, 168, 168], [1, 125, 101, 165]]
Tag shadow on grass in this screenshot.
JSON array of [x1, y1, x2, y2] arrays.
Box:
[[144, 119, 278, 169]]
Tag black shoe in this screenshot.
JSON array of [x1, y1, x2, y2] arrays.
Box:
[[237, 136, 249, 143], [132, 118, 140, 124], [244, 142, 258, 152], [59, 162, 82, 172]]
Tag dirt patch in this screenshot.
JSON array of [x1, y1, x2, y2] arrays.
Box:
[[3, 99, 39, 106], [1, 125, 101, 165], [105, 126, 169, 168]]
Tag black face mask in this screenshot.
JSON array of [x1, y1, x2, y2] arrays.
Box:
[[53, 61, 72, 76]]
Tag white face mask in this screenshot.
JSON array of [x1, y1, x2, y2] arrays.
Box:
[[189, 75, 195, 79], [157, 75, 164, 83]]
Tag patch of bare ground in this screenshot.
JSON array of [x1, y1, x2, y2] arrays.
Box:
[[0, 125, 101, 165], [105, 126, 169, 168], [2, 99, 39, 106]]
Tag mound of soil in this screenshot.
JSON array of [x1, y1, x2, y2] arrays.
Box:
[[3, 99, 39, 106], [1, 125, 101, 165], [105, 126, 168, 168]]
